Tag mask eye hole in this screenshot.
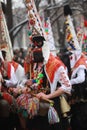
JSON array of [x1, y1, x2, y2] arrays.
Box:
[[34, 41, 38, 46], [69, 56, 73, 60]]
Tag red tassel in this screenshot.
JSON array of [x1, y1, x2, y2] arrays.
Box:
[[84, 20, 87, 27]]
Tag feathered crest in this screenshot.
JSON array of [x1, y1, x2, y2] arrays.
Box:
[[64, 4, 81, 52]]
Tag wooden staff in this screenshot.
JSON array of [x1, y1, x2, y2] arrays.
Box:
[[28, 47, 32, 79]]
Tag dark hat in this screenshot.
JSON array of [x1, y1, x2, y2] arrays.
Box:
[[64, 4, 72, 16], [32, 35, 45, 42]]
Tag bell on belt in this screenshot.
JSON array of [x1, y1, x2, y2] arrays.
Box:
[[60, 96, 71, 117]]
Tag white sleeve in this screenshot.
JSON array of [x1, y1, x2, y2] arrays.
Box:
[[70, 69, 85, 85], [58, 66, 72, 94], [5, 65, 18, 87], [17, 78, 28, 88]]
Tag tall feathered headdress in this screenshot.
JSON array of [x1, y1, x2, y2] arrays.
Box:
[[25, 0, 46, 42], [25, 0, 50, 63], [64, 4, 81, 52]]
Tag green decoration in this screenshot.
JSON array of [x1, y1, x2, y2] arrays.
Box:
[[45, 28, 48, 32], [22, 110, 28, 118], [36, 79, 38, 83], [27, 31, 32, 36], [37, 80, 39, 83], [38, 73, 44, 79]]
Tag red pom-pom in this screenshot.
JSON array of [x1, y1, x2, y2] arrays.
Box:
[[83, 34, 87, 40], [30, 19, 35, 25], [38, 85, 42, 90], [29, 36, 33, 41], [40, 79, 43, 83], [84, 20, 87, 27]]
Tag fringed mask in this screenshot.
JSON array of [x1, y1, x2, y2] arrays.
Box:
[[32, 35, 45, 48], [32, 48, 44, 63]]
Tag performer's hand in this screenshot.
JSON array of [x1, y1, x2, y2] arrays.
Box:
[[22, 87, 30, 93], [8, 87, 14, 93], [26, 79, 33, 86], [36, 92, 48, 99], [12, 88, 19, 96]]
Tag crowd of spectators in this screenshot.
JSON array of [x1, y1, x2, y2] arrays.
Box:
[[13, 48, 27, 66]]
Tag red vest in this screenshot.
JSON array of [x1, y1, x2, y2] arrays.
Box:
[[10, 61, 19, 72], [72, 54, 87, 71], [45, 54, 66, 83]]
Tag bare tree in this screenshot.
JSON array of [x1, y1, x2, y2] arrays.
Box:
[[35, 0, 41, 11], [6, 0, 13, 45]]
